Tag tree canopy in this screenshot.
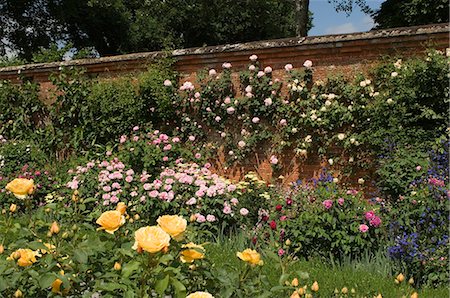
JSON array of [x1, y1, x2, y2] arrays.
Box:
[[372, 0, 449, 29]]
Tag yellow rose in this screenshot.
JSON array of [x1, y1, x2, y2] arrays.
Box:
[[186, 292, 214, 298], [180, 242, 205, 263], [114, 262, 122, 271], [14, 289, 23, 298], [50, 221, 60, 235], [116, 202, 127, 215], [311, 281, 319, 292], [8, 249, 40, 267], [6, 178, 35, 199], [9, 204, 17, 213], [396, 273, 405, 283], [291, 278, 299, 287], [51, 278, 63, 293], [157, 215, 187, 240], [290, 290, 300, 298], [236, 248, 263, 266], [96, 210, 126, 234], [411, 292, 418, 298], [132, 226, 171, 253]]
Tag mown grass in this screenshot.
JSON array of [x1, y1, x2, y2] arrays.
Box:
[[206, 234, 449, 298]]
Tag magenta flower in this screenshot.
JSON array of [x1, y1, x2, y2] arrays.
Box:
[[365, 210, 375, 221], [369, 216, 382, 227], [338, 198, 344, 206], [322, 199, 333, 209]]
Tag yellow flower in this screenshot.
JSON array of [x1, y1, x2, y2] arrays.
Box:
[[236, 248, 263, 266], [51, 278, 63, 293], [290, 290, 300, 298], [8, 249, 40, 267], [96, 210, 126, 234], [291, 277, 299, 287], [6, 178, 35, 199], [9, 204, 17, 213], [0, 244, 4, 254], [50, 221, 60, 235], [342, 287, 348, 294], [376, 294, 383, 298], [396, 273, 405, 283], [411, 292, 418, 298], [311, 281, 319, 292], [180, 242, 205, 263], [114, 262, 122, 271], [186, 292, 214, 298], [157, 215, 187, 240], [132, 226, 171, 253], [14, 289, 23, 298], [298, 287, 306, 295], [40, 242, 56, 254], [116, 202, 127, 215]]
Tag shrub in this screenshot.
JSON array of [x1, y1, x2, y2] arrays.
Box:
[[256, 177, 386, 261]]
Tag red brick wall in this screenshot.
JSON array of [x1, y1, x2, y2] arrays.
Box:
[[0, 23, 448, 186]]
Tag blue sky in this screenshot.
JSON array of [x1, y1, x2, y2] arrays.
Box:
[[309, 0, 384, 36]]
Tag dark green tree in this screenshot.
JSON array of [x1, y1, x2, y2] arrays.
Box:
[[372, 0, 449, 29]]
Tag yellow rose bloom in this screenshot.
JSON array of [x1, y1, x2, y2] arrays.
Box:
[[180, 242, 205, 263], [96, 210, 126, 234], [236, 248, 263, 266], [311, 281, 319, 292], [6, 178, 35, 199], [186, 292, 214, 298], [7, 249, 40, 267], [51, 278, 63, 293], [132, 226, 171, 253], [157, 215, 187, 240], [116, 202, 127, 215]]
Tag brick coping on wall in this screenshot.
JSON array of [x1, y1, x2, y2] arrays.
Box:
[[0, 23, 448, 83]]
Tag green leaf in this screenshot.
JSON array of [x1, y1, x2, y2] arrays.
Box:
[[155, 274, 170, 295], [122, 261, 140, 278], [74, 249, 88, 263], [170, 277, 186, 298], [39, 272, 56, 289]]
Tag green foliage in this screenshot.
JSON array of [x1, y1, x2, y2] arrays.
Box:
[[376, 147, 429, 199], [0, 79, 47, 141], [372, 0, 449, 29]]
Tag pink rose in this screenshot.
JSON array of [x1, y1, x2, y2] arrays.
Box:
[[196, 214, 206, 223], [222, 62, 232, 69], [264, 66, 272, 73], [270, 155, 278, 165], [359, 224, 369, 233], [149, 190, 159, 198], [209, 69, 217, 76], [284, 63, 293, 71], [365, 211, 375, 221], [223, 205, 232, 214], [163, 80, 172, 86], [303, 60, 313, 68], [239, 208, 249, 216], [322, 199, 333, 209], [125, 176, 133, 183], [252, 117, 260, 124], [338, 198, 344, 206], [369, 216, 382, 227], [249, 65, 256, 71], [249, 54, 258, 61], [206, 214, 216, 222]]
